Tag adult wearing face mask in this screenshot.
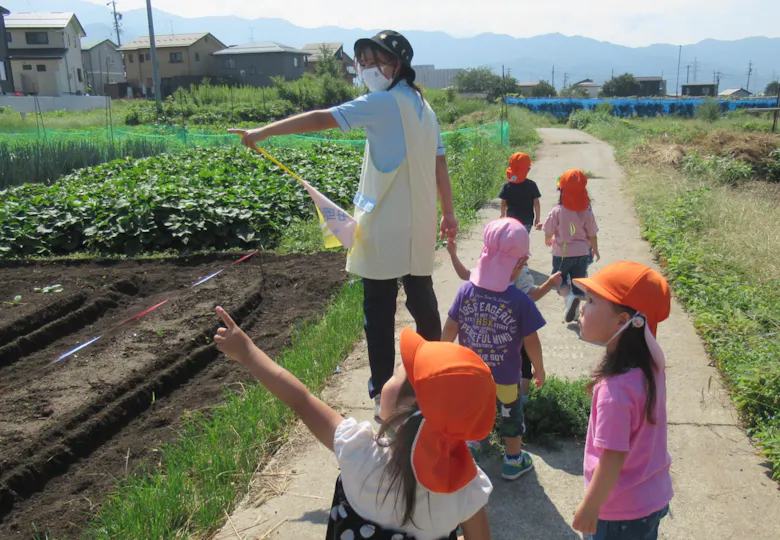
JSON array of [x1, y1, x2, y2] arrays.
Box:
[[229, 31, 457, 421]]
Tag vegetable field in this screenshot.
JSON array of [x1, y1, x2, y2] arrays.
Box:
[[0, 145, 362, 258]]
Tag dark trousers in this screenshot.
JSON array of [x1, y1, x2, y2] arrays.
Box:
[[363, 275, 441, 398]]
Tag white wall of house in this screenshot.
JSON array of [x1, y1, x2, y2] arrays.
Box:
[[82, 41, 125, 95], [576, 85, 600, 98]]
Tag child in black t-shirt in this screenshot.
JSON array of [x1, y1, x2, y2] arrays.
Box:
[[499, 152, 542, 232]]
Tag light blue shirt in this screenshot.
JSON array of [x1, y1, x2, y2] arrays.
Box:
[[329, 82, 446, 173]]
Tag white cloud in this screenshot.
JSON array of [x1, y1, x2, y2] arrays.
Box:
[[87, 0, 780, 47]]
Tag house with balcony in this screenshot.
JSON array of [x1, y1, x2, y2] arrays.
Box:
[[0, 6, 14, 94], [4, 11, 86, 96], [118, 32, 226, 98]]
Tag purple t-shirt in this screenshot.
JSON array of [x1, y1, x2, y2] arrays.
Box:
[[448, 282, 546, 385]]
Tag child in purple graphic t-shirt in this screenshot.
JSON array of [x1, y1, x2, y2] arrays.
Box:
[[442, 218, 546, 481]]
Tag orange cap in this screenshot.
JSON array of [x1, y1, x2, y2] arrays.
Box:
[[400, 328, 496, 494], [573, 261, 671, 336], [558, 169, 590, 212], [507, 152, 531, 183]]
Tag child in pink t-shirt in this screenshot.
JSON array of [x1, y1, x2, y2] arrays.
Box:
[[538, 169, 600, 323], [571, 261, 673, 540]]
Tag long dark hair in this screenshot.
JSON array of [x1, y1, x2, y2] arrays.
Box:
[[587, 304, 658, 423], [354, 42, 424, 97], [375, 379, 423, 526]]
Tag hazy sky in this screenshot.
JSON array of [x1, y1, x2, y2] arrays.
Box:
[[86, 0, 779, 47]]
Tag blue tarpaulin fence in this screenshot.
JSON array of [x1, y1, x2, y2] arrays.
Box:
[[504, 97, 778, 118]]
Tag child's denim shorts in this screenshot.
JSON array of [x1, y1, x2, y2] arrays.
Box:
[[585, 504, 669, 540]]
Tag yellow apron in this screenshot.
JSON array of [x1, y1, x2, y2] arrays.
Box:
[[346, 89, 439, 279]]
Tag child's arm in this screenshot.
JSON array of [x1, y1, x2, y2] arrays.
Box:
[[446, 238, 471, 281], [522, 331, 545, 387], [459, 507, 491, 540], [589, 235, 600, 261], [533, 197, 541, 228], [214, 307, 344, 451], [527, 271, 563, 302], [442, 317, 459, 343], [500, 199, 507, 218], [573, 450, 628, 534]]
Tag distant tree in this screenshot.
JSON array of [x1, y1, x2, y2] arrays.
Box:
[[601, 73, 640, 97], [765, 81, 780, 96], [559, 85, 590, 98], [531, 81, 556, 97], [454, 67, 502, 93], [315, 44, 341, 78], [454, 67, 519, 101]]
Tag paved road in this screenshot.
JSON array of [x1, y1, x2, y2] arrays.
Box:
[[215, 128, 780, 540]]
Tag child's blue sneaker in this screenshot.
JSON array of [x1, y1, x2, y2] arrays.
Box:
[[502, 452, 534, 480], [467, 441, 481, 462]]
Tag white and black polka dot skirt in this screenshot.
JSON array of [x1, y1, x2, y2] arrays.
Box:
[[326, 475, 458, 540]]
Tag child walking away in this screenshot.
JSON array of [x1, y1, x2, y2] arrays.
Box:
[[499, 152, 542, 232], [443, 218, 546, 480], [214, 309, 495, 540], [539, 169, 600, 323], [446, 234, 561, 403], [571, 261, 673, 540]]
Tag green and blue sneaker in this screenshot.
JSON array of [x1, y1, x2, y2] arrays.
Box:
[[502, 451, 534, 480], [467, 441, 482, 463]]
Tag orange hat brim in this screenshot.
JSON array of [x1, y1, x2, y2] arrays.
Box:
[[573, 276, 660, 336]]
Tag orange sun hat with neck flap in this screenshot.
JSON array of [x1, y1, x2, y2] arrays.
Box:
[[507, 152, 531, 183], [400, 328, 496, 494], [558, 169, 590, 211]]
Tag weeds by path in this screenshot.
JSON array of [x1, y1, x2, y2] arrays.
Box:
[[579, 113, 780, 480]]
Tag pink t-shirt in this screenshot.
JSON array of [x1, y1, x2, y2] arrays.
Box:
[[584, 368, 673, 521], [542, 205, 598, 258]]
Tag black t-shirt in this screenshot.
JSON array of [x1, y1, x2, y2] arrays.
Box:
[[498, 179, 542, 227]]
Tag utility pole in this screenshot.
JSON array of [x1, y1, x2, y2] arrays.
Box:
[[714, 70, 722, 90], [552, 65, 555, 89], [692, 57, 699, 82], [562, 72, 569, 89], [686, 65, 690, 84], [107, 0, 122, 46], [675, 45, 682, 97], [145, 0, 163, 114], [746, 61, 753, 91]]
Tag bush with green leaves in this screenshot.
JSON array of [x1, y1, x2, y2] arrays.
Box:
[[681, 151, 753, 185], [694, 101, 723, 122], [595, 102, 615, 115]]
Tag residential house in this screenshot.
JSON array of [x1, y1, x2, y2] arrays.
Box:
[[635, 76, 667, 97], [301, 42, 355, 83], [681, 82, 718, 97], [413, 65, 463, 89], [213, 41, 309, 87], [81, 38, 124, 95], [719, 88, 752, 99], [0, 6, 13, 93], [4, 11, 86, 96], [516, 82, 542, 97], [119, 33, 226, 98], [573, 79, 600, 98]]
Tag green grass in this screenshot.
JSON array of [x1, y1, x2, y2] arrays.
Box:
[[84, 280, 364, 539], [578, 113, 780, 480]]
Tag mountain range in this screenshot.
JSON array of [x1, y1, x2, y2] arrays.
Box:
[[4, 0, 779, 93]]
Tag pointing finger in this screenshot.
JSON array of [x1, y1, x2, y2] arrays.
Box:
[[215, 306, 236, 329]]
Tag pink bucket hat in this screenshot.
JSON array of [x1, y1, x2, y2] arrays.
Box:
[[470, 218, 530, 292]]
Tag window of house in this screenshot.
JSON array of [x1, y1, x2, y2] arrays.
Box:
[[66, 33, 70, 46], [128, 54, 134, 63], [224, 58, 235, 69], [5, 33, 11, 43], [249, 66, 256, 75], [170, 52, 183, 63], [25, 32, 49, 45], [195, 52, 200, 62], [77, 68, 83, 82], [22, 64, 32, 71], [139, 54, 145, 63], [36, 64, 46, 72], [304, 56, 308, 66], [294, 57, 299, 68], [145, 54, 150, 60]]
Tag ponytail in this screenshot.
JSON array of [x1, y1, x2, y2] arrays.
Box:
[[389, 64, 424, 97]]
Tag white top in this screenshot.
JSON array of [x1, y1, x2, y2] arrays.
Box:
[[511, 265, 536, 293], [334, 418, 492, 540]]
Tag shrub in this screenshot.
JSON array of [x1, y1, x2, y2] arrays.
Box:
[[681, 151, 753, 185], [595, 102, 614, 115], [695, 101, 722, 122]]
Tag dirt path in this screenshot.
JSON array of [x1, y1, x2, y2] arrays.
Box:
[[215, 129, 780, 540]]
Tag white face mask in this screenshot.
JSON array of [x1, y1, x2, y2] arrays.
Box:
[[360, 66, 392, 92]]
